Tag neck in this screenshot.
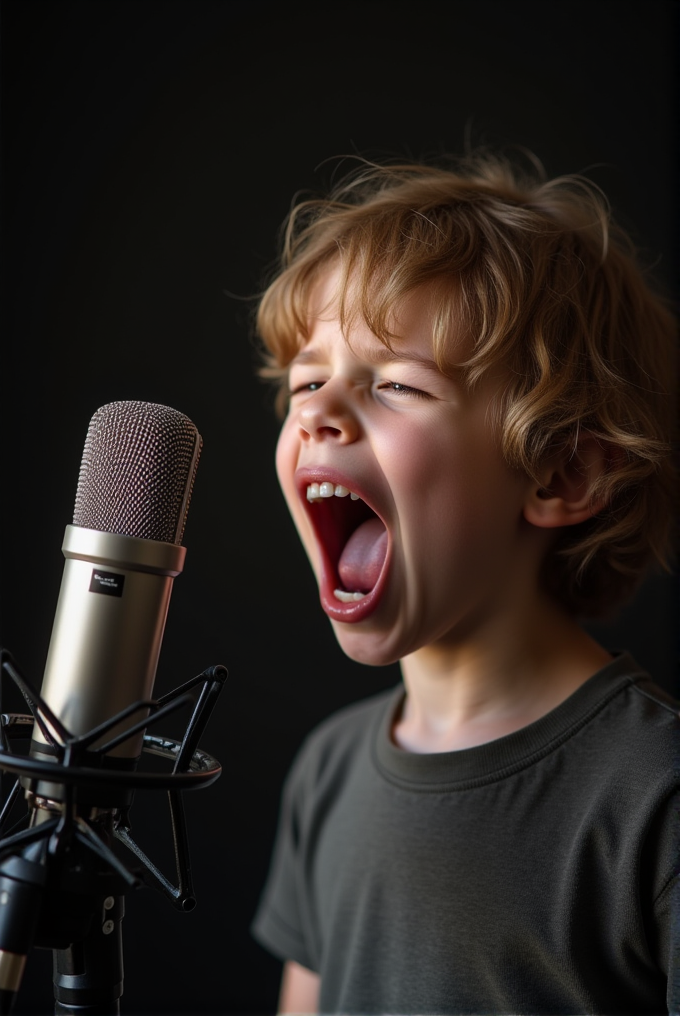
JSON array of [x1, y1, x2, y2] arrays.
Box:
[[395, 594, 612, 753]]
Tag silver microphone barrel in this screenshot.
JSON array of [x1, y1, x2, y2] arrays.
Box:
[[31, 525, 186, 760]]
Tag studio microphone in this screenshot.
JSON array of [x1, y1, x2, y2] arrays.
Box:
[[29, 399, 202, 781], [0, 399, 224, 1016]]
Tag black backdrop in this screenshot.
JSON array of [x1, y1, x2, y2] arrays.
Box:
[[1, 2, 677, 1014]]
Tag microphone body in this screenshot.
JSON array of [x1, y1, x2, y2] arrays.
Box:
[[32, 525, 185, 767], [29, 398, 201, 760]]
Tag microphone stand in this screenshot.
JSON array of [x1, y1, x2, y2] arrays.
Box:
[[0, 648, 227, 1015]]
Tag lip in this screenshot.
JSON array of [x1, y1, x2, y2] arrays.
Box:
[[295, 465, 391, 623]]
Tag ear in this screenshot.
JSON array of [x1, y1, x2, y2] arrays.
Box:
[[523, 433, 615, 529]]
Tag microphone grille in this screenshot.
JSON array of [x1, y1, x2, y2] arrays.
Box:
[[73, 401, 202, 545]]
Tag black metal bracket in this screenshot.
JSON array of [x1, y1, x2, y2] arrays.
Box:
[[0, 650, 227, 908]]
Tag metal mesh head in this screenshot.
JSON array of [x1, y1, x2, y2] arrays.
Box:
[[73, 401, 202, 544]]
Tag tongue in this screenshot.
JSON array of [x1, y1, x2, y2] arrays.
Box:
[[338, 517, 388, 593]]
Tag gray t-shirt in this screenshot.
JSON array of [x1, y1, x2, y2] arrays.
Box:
[[252, 654, 679, 1014]]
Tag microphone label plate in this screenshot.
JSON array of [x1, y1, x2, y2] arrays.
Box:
[[89, 569, 126, 597]]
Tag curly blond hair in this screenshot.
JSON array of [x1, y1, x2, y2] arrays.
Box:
[[254, 152, 677, 617]]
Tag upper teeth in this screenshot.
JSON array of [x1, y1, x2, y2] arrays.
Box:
[[307, 482, 360, 503]]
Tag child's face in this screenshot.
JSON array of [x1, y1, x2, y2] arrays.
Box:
[[276, 269, 541, 667]]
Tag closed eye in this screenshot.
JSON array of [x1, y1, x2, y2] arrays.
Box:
[[289, 380, 326, 396], [288, 379, 430, 400], [378, 380, 430, 399]]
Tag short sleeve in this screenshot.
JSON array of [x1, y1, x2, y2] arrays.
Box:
[[657, 873, 679, 1013], [250, 746, 318, 972]]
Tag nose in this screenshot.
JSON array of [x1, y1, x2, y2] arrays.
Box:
[[297, 380, 360, 444]]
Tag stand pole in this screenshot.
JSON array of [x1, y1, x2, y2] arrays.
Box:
[[53, 895, 124, 1015]]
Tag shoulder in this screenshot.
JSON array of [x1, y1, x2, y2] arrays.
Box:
[[607, 658, 679, 762], [568, 656, 679, 843], [581, 652, 678, 735], [627, 673, 680, 719], [284, 685, 401, 798], [577, 653, 678, 773]]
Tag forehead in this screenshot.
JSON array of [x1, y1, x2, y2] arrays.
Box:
[[305, 265, 450, 362]]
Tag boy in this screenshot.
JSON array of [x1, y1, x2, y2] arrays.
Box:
[[250, 151, 678, 1014]]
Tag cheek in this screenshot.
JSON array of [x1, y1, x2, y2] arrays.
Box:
[[275, 419, 297, 500], [274, 425, 289, 485], [376, 424, 476, 513], [275, 424, 301, 531], [381, 426, 524, 555], [275, 421, 319, 566]]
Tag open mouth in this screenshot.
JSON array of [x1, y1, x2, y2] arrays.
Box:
[[300, 475, 389, 621]]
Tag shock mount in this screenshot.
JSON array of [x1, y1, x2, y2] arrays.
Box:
[[0, 647, 226, 1015]]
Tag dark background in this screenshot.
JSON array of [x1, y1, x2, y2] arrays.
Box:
[[1, 1, 677, 1013]]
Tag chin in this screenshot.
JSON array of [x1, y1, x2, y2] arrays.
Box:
[[329, 619, 405, 669]]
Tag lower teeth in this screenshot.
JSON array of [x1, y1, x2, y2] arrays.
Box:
[[334, 589, 366, 602]]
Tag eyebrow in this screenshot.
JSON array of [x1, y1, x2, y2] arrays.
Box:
[[289, 345, 443, 372]]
